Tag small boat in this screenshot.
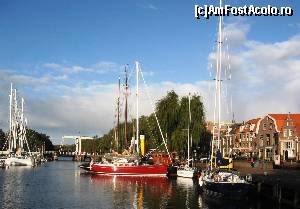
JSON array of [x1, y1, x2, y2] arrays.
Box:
[[177, 165, 198, 178], [199, 169, 251, 199], [5, 154, 34, 166], [79, 162, 92, 171]]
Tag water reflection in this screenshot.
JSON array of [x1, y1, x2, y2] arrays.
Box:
[[0, 162, 293, 209], [90, 175, 171, 209]]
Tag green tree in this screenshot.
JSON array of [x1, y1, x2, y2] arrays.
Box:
[[156, 90, 180, 150], [0, 129, 7, 150], [26, 129, 54, 151], [96, 90, 210, 158]]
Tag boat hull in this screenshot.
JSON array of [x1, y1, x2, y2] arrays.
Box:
[[202, 181, 251, 199], [91, 163, 168, 176], [177, 169, 197, 178], [5, 156, 34, 166]]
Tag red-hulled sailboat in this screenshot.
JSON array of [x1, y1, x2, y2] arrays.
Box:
[[90, 61, 174, 176], [91, 160, 168, 176]]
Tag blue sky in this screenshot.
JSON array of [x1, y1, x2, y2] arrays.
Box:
[[0, 0, 300, 143]]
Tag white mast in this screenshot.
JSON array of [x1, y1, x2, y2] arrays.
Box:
[[13, 88, 17, 150], [8, 83, 13, 152], [135, 61, 140, 155], [211, 0, 223, 168], [217, 0, 223, 151], [187, 93, 191, 166], [19, 97, 26, 149]]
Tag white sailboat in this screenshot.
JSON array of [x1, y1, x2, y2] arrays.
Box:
[[177, 93, 197, 178], [198, 0, 251, 198], [5, 83, 34, 167]]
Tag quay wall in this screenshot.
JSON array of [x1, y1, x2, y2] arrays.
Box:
[[234, 160, 300, 208]]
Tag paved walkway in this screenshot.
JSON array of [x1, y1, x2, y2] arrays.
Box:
[[234, 160, 300, 191]]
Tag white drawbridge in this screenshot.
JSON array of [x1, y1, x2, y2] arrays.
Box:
[[61, 136, 93, 155]]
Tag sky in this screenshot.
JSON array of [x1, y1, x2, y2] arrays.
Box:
[[0, 0, 300, 144]]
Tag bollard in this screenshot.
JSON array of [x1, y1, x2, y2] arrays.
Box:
[[257, 182, 261, 193], [294, 190, 299, 208], [278, 186, 282, 204]]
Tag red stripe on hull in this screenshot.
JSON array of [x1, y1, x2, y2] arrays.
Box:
[[91, 164, 168, 176]]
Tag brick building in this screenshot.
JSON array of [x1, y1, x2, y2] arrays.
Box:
[[255, 114, 300, 161], [206, 114, 300, 162], [232, 118, 261, 157]]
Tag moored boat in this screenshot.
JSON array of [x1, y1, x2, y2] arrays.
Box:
[[198, 0, 251, 198], [4, 83, 34, 167], [91, 160, 168, 176], [177, 165, 198, 179], [199, 169, 251, 199], [5, 154, 34, 166], [88, 62, 174, 177]]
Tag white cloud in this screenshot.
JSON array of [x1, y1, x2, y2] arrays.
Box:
[[138, 3, 158, 11], [219, 21, 300, 121], [0, 72, 209, 144], [0, 69, 67, 86], [1, 24, 300, 144], [42, 61, 120, 74]]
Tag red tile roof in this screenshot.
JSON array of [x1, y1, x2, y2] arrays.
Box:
[[237, 118, 261, 133], [268, 114, 300, 135]]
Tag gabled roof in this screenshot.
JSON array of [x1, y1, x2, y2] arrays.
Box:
[[236, 118, 261, 133], [268, 114, 300, 134], [289, 114, 300, 137]]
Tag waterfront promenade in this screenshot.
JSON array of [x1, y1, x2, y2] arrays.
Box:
[[235, 160, 300, 189], [235, 160, 300, 208]]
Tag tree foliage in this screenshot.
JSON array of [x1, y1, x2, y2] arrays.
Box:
[[26, 129, 54, 151], [0, 128, 54, 152], [0, 129, 6, 150], [96, 91, 211, 158]]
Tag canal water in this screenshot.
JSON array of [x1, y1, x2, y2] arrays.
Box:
[[0, 158, 292, 209]]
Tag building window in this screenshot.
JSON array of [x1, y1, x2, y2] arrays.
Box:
[[266, 149, 272, 158], [286, 142, 291, 149], [274, 133, 279, 145], [263, 123, 267, 130], [260, 135, 264, 146], [266, 134, 271, 146], [289, 129, 293, 136], [283, 129, 287, 137]]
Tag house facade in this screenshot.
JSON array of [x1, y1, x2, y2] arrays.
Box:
[[255, 114, 300, 161], [232, 118, 261, 157], [256, 115, 280, 161], [276, 114, 300, 161], [206, 114, 300, 162]]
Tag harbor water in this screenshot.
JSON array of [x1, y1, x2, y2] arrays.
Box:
[[0, 157, 293, 209]]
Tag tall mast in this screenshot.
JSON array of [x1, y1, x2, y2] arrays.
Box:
[[21, 97, 24, 149], [187, 93, 191, 166], [211, 0, 223, 168], [124, 65, 129, 149], [13, 88, 17, 150], [117, 76, 120, 151], [135, 61, 140, 155], [8, 83, 13, 152], [217, 0, 223, 151]]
